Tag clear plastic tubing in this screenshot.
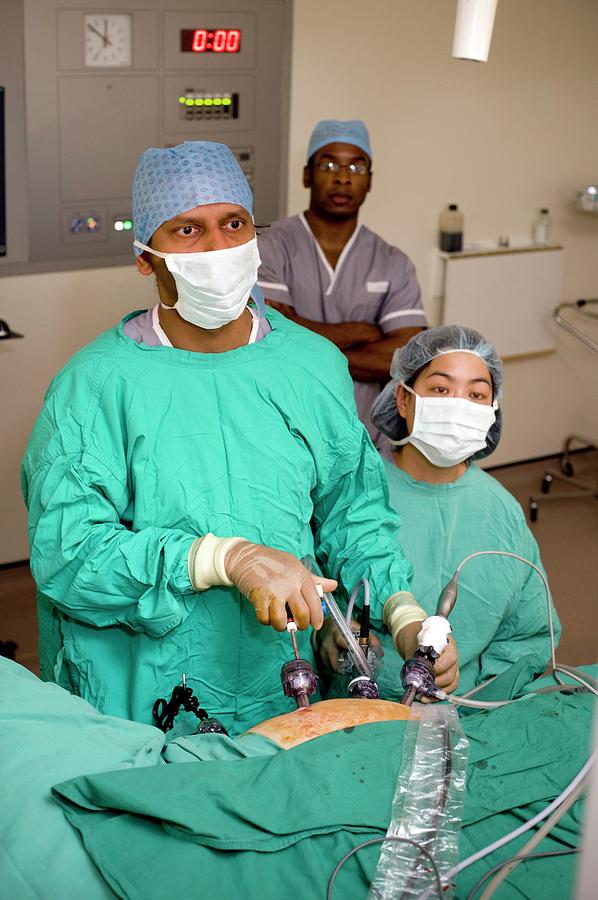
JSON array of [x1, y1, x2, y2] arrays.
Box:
[[320, 588, 373, 679], [369, 705, 468, 899]]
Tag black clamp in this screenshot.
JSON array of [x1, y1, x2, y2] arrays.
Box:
[[153, 674, 227, 735]]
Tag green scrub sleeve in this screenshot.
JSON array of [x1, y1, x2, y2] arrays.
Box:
[[24, 450, 198, 637], [477, 518, 561, 680], [311, 425, 413, 624]]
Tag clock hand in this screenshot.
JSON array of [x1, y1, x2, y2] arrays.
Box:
[[87, 23, 110, 46], [102, 19, 112, 47]]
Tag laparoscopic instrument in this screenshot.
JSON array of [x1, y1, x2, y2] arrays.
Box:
[[280, 585, 380, 709], [281, 603, 320, 710], [325, 580, 381, 699]]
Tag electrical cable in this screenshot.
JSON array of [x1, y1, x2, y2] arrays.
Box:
[[435, 550, 598, 707], [346, 578, 370, 625], [478, 773, 588, 899], [459, 675, 498, 699], [465, 849, 580, 900], [326, 835, 443, 900], [531, 683, 589, 696], [448, 551, 559, 672], [438, 692, 534, 709], [552, 664, 598, 697], [444, 752, 594, 882], [415, 752, 595, 900]]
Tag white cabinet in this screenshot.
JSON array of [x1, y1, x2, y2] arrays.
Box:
[[440, 245, 564, 359]]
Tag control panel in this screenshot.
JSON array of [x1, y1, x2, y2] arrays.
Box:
[[0, 0, 291, 273]]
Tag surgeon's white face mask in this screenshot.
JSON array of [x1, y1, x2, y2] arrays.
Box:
[[392, 384, 497, 467], [133, 238, 261, 330]]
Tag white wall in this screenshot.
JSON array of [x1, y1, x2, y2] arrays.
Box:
[[0, 268, 155, 562], [2, 0, 598, 561], [287, 0, 598, 465]]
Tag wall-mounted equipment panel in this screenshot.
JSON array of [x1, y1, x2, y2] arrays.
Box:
[[0, 0, 291, 274]]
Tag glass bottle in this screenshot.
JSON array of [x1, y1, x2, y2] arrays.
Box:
[[439, 204, 464, 252], [532, 208, 552, 244]]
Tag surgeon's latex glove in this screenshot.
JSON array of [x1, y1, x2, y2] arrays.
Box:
[[314, 618, 383, 674], [395, 620, 460, 696], [224, 541, 337, 632]]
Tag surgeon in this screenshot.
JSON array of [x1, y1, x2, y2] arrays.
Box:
[[22, 142, 458, 735], [369, 325, 561, 698]]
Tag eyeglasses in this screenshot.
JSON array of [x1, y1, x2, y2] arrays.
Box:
[[316, 160, 370, 176]]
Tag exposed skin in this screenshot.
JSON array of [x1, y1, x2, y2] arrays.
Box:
[[264, 141, 423, 380], [135, 202, 256, 354], [389, 351, 496, 693]]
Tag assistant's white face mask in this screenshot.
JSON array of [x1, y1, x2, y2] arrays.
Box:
[[392, 383, 497, 467], [134, 238, 261, 330]]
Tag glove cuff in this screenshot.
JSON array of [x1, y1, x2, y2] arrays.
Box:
[[383, 591, 427, 642], [188, 534, 245, 591]]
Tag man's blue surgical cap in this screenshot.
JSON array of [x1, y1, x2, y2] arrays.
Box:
[[132, 141, 253, 255], [371, 325, 503, 460], [307, 120, 372, 162]]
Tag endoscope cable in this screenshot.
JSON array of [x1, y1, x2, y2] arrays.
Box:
[[435, 550, 598, 708], [414, 751, 595, 900], [465, 849, 580, 900], [326, 835, 443, 900], [477, 773, 588, 899], [440, 752, 594, 893], [397, 720, 454, 900]]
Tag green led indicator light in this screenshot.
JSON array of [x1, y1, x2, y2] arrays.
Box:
[[178, 96, 186, 104], [213, 98, 222, 106], [185, 98, 194, 107], [204, 98, 213, 106], [222, 98, 232, 106], [195, 98, 203, 106], [123, 220, 133, 231]]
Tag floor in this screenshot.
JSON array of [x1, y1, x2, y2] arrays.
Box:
[[1, 450, 597, 675]]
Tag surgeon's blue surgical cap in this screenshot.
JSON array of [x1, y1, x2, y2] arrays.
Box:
[[371, 325, 504, 460], [307, 120, 372, 162], [132, 141, 254, 255]]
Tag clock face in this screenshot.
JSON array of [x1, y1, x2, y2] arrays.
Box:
[[84, 13, 132, 67]]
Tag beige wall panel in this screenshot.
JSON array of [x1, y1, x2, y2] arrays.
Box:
[[0, 268, 156, 563], [3, 0, 598, 562], [287, 0, 598, 466]]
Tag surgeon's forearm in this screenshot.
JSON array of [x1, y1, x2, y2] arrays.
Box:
[[29, 522, 200, 634], [346, 327, 423, 381]]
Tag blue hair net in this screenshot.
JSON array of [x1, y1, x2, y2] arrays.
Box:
[[307, 120, 372, 161], [132, 142, 254, 255], [371, 325, 503, 460], [132, 141, 265, 316]]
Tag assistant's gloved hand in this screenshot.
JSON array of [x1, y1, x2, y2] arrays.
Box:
[[224, 541, 337, 632], [395, 620, 459, 695], [382, 593, 460, 696], [314, 618, 383, 674]]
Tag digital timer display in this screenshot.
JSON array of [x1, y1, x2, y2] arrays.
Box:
[[180, 29, 242, 54]]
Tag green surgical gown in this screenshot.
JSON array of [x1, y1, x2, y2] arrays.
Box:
[[375, 461, 561, 698], [22, 308, 412, 734]]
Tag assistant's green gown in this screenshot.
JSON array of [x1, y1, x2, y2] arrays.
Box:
[[376, 460, 561, 698]]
